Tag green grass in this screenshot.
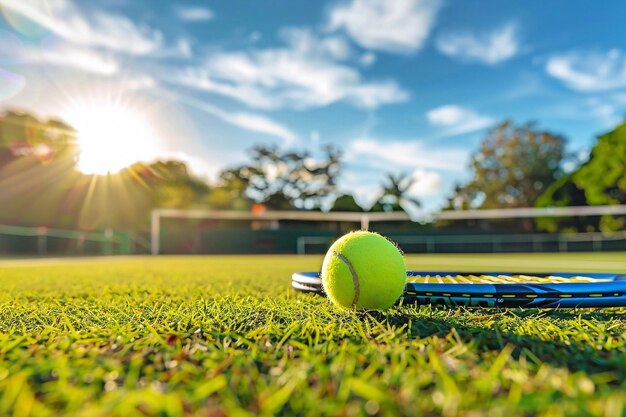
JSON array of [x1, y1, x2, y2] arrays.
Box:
[[1, 253, 626, 417]]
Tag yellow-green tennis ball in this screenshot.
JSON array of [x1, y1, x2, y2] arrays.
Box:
[[321, 231, 406, 310]]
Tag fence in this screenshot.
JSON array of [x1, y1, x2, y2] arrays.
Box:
[[297, 231, 626, 254], [0, 225, 151, 256]]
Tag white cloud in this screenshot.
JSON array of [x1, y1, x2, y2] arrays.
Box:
[[546, 49, 626, 91], [583, 96, 625, 128], [360, 52, 376, 66], [0, 37, 121, 76], [176, 68, 277, 109], [539, 95, 625, 127], [341, 146, 452, 212], [437, 23, 519, 65], [124, 76, 157, 91], [409, 169, 442, 196], [327, 0, 441, 54], [339, 172, 381, 207], [33, 45, 120, 75], [347, 138, 468, 171], [89, 12, 163, 54], [175, 38, 192, 58], [226, 113, 296, 145], [157, 89, 297, 144], [176, 28, 408, 110], [175, 6, 214, 22], [0, 0, 163, 55], [426, 105, 494, 135], [150, 38, 194, 59]]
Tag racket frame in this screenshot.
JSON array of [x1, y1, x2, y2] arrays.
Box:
[[291, 271, 626, 308]]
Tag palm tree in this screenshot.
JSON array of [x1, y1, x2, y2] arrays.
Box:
[[371, 172, 421, 212]]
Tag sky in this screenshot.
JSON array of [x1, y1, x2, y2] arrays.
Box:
[[1, 0, 626, 213]]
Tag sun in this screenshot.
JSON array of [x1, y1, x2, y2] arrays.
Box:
[[64, 103, 160, 175]]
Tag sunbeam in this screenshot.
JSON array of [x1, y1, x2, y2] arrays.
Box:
[[63, 103, 159, 175]]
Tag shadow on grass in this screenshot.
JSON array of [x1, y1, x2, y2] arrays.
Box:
[[362, 308, 626, 377], [510, 308, 626, 321]]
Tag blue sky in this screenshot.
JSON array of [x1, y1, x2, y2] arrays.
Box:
[[1, 0, 626, 212]]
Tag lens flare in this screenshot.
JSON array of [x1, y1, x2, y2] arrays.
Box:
[[0, 0, 52, 38], [0, 68, 26, 100], [64, 103, 160, 175]]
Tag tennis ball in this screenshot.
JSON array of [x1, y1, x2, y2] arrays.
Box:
[[321, 231, 406, 310]]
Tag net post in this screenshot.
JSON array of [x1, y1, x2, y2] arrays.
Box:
[[593, 234, 601, 252], [151, 210, 161, 255], [102, 228, 114, 255], [297, 237, 305, 255], [361, 214, 370, 230], [37, 227, 47, 256]]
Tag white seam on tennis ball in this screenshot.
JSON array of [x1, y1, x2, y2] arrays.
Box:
[[332, 251, 360, 307]]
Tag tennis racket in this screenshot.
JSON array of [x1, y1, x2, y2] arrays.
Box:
[[292, 271, 626, 308]]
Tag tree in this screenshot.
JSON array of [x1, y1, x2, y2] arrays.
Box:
[[208, 168, 252, 210], [0, 111, 44, 149], [448, 121, 567, 210], [0, 110, 83, 229], [575, 122, 626, 206], [70, 160, 212, 231], [221, 144, 342, 210], [146, 160, 210, 208], [0, 110, 78, 168], [536, 120, 626, 232], [533, 173, 595, 232], [330, 194, 365, 212], [370, 172, 421, 213], [0, 108, 217, 231]]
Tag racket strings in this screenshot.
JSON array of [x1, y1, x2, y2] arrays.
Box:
[[291, 271, 626, 308], [405, 274, 610, 284]]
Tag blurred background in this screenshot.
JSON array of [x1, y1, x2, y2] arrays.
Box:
[[0, 0, 625, 255]]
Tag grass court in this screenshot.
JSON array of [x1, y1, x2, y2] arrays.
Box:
[[2, 253, 626, 416]]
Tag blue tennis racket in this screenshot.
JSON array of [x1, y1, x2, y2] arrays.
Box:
[[292, 271, 626, 308]]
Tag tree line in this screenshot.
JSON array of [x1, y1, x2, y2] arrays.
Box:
[[0, 109, 624, 232]]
